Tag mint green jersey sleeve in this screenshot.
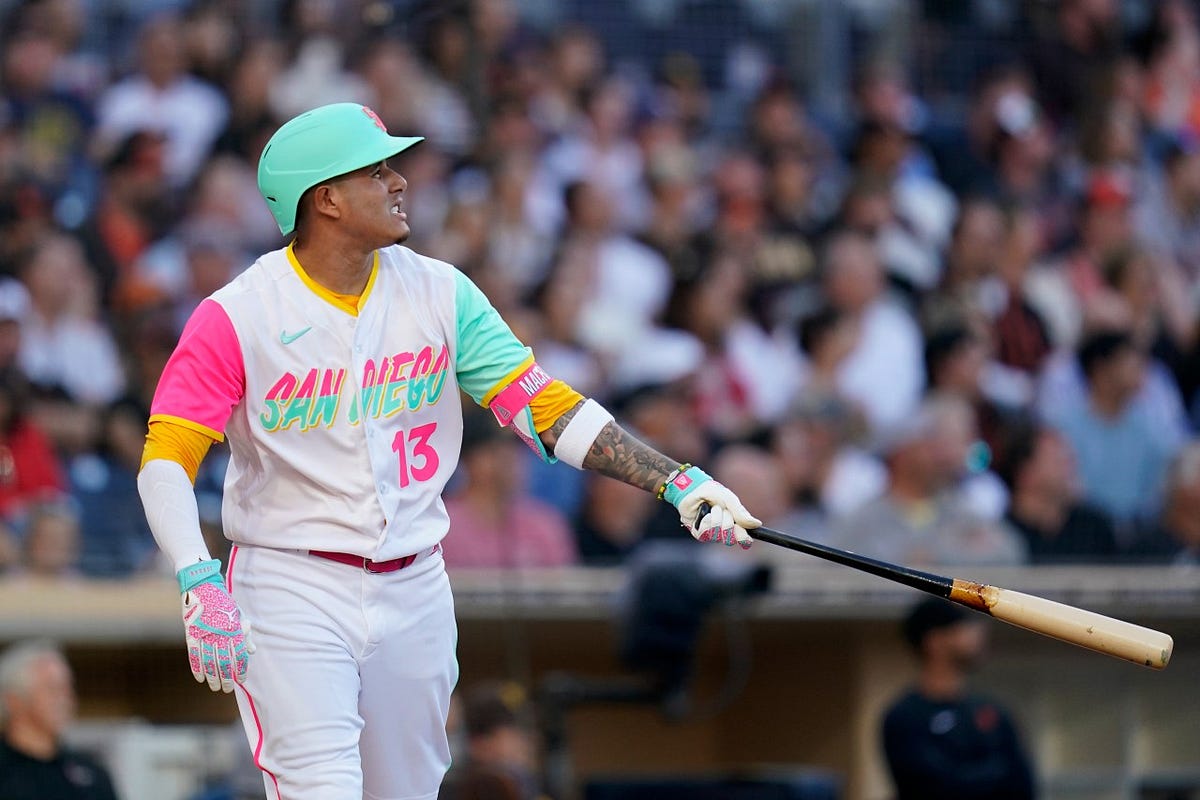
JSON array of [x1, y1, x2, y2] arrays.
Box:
[[454, 269, 533, 405]]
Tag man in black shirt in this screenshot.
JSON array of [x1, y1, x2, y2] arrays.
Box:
[[0, 641, 119, 800], [882, 598, 1035, 800]]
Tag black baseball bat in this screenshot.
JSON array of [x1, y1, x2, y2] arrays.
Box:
[[697, 505, 1172, 669]]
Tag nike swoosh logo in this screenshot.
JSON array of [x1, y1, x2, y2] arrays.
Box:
[[280, 326, 313, 345]]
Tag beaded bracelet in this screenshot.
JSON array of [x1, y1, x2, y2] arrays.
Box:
[[656, 463, 691, 501]]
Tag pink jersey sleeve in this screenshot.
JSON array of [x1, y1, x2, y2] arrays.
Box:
[[150, 299, 245, 439]]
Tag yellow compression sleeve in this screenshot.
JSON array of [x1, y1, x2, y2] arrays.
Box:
[[530, 380, 584, 433], [141, 419, 216, 484]]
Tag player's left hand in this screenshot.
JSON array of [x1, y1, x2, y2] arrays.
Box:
[[661, 466, 762, 549]]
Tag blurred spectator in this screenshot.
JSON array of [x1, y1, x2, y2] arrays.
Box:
[[442, 411, 577, 570], [1139, 0, 1200, 138], [993, 418, 1119, 563], [924, 324, 1005, 453], [637, 137, 702, 266], [663, 248, 801, 437], [0, 640, 120, 799], [1036, 316, 1189, 465], [69, 397, 157, 577], [411, 10, 479, 158], [23, 382, 101, 468], [989, 202, 1054, 380], [528, 25, 602, 139], [882, 598, 1035, 800], [820, 230, 924, 435], [558, 179, 673, 366], [1096, 245, 1193, 393], [1027, 168, 1136, 349], [94, 13, 228, 188], [524, 250, 608, 402], [134, 216, 249, 333], [984, 80, 1062, 226], [796, 304, 860, 402], [0, 518, 16, 573], [485, 153, 554, 295], [0, 368, 65, 523], [1134, 133, 1200, 283], [832, 396, 1025, 566], [848, 117, 956, 293], [19, 497, 81, 579], [80, 130, 176, 308], [213, 35, 284, 163], [268, 0, 372, 121], [185, 154, 281, 256], [1043, 329, 1182, 535], [0, 15, 95, 213], [923, 196, 1006, 333], [1028, 0, 1122, 127], [709, 443, 791, 529], [440, 680, 541, 800], [533, 74, 645, 235], [1125, 441, 1200, 563], [769, 393, 883, 530], [0, 278, 29, 371], [925, 197, 1053, 395], [572, 472, 658, 566], [16, 231, 124, 404], [1, 0, 108, 102]]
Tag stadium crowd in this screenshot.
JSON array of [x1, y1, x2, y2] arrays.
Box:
[[0, 0, 1199, 582]]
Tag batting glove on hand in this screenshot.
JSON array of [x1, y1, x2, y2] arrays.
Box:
[[660, 465, 762, 549], [178, 559, 254, 693]]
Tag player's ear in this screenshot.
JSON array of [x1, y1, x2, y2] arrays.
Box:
[[310, 183, 343, 222]]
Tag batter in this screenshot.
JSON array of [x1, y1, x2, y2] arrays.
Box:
[[137, 102, 760, 800]]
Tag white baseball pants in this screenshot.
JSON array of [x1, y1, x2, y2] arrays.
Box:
[[227, 543, 458, 800]]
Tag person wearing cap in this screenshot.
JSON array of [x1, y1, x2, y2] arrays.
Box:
[[881, 597, 1035, 800], [829, 394, 1025, 567], [135, 102, 761, 800], [1025, 167, 1136, 350]]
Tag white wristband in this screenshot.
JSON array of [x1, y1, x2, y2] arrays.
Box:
[[553, 399, 614, 469]]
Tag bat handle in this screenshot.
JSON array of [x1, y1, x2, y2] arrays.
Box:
[[695, 502, 712, 529]]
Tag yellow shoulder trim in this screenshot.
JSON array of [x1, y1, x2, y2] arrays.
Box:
[[480, 355, 536, 408], [149, 414, 225, 442]]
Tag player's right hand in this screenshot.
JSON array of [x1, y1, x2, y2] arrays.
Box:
[[177, 559, 254, 693], [661, 465, 762, 549]]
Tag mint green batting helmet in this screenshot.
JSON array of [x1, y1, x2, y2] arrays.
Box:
[[257, 103, 424, 235]]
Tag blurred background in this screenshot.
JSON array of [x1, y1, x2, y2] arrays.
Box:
[[0, 0, 1199, 798]]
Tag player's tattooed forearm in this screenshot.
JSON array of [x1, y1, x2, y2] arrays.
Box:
[[539, 402, 679, 492], [582, 421, 680, 493]]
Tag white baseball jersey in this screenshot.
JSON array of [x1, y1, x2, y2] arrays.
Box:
[[150, 243, 533, 560]]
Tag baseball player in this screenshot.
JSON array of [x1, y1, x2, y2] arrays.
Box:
[[136, 102, 761, 800]]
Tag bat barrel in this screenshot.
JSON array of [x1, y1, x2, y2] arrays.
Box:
[[750, 523, 1173, 670], [950, 582, 1173, 670]]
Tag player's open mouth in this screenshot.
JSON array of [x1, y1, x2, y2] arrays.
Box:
[[391, 204, 405, 219]]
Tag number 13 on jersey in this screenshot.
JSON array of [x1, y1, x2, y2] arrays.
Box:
[[392, 422, 439, 487]]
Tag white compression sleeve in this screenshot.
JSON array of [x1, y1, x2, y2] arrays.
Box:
[[552, 399, 614, 469], [137, 458, 213, 573]]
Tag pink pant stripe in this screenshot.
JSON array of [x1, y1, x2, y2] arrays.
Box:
[[228, 546, 283, 799]]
